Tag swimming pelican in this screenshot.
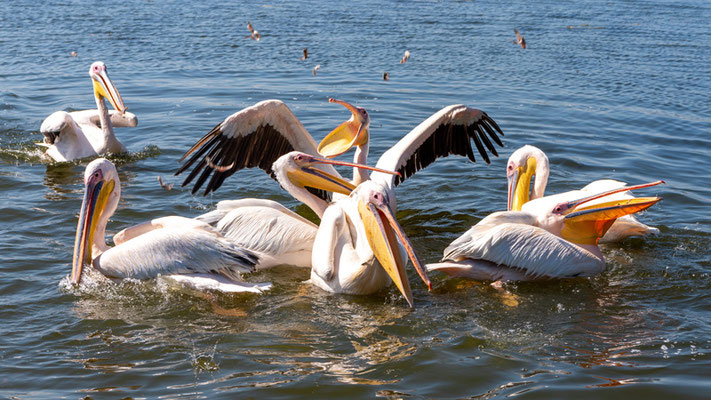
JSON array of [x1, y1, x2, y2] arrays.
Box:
[[188, 151, 401, 269], [39, 61, 136, 162], [70, 158, 270, 293], [176, 99, 505, 306], [506, 145, 660, 242], [427, 181, 663, 281]]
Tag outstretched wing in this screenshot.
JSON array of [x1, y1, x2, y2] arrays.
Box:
[[371, 105, 504, 189], [175, 100, 335, 196]]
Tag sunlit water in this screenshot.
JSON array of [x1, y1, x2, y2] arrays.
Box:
[[1, 0, 710, 398]]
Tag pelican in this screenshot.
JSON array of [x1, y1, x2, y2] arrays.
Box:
[[188, 151, 401, 269], [174, 99, 375, 270], [39, 61, 137, 162], [70, 158, 269, 293], [507, 145, 660, 242], [176, 98, 505, 306], [427, 181, 663, 281]]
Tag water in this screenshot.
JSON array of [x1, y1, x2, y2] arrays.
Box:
[[1, 0, 710, 398]]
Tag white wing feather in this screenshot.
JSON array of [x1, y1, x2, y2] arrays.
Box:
[[213, 202, 317, 268], [371, 104, 502, 190], [95, 227, 257, 281], [177, 99, 342, 195], [442, 221, 605, 279]]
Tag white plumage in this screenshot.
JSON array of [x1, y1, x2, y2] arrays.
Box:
[[428, 211, 604, 281], [177, 99, 505, 306], [309, 181, 394, 296], [97, 225, 256, 281], [428, 181, 662, 282], [507, 145, 659, 242], [196, 198, 318, 269], [40, 62, 136, 162], [70, 159, 261, 293]]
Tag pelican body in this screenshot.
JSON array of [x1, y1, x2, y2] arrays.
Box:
[[71, 158, 267, 293], [177, 99, 505, 306], [40, 62, 136, 162], [427, 181, 663, 281], [189, 151, 399, 269], [506, 145, 659, 242]]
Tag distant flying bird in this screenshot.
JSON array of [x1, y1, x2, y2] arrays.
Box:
[[313, 64, 320, 75], [400, 50, 411, 63], [514, 28, 526, 49], [301, 48, 308, 60], [247, 21, 260, 41], [383, 72, 389, 81], [157, 176, 173, 191]]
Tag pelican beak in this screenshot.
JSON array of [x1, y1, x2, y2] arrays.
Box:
[[507, 156, 537, 211], [92, 68, 127, 114], [560, 180, 664, 245], [287, 154, 400, 196], [357, 192, 431, 308], [71, 171, 115, 284], [317, 98, 369, 157]]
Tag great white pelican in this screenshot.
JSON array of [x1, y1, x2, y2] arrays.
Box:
[[176, 99, 505, 306], [427, 181, 663, 281], [506, 145, 660, 242], [70, 153, 379, 292], [40, 62, 137, 162]]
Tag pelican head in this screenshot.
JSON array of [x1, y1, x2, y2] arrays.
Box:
[[317, 98, 370, 157], [507, 145, 549, 211], [273, 151, 399, 196], [541, 180, 663, 245], [71, 158, 121, 284], [89, 61, 127, 114], [354, 180, 431, 307]]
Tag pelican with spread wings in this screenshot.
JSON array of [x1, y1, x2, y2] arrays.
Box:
[[176, 99, 505, 306]]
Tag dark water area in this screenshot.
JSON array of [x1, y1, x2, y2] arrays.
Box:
[[1, 0, 710, 398]]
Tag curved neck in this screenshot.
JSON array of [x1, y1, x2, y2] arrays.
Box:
[[92, 186, 120, 258], [279, 177, 329, 218], [531, 155, 549, 200], [351, 143, 370, 186], [94, 93, 115, 144]]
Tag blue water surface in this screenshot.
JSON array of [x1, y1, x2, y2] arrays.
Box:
[[1, 0, 710, 398]]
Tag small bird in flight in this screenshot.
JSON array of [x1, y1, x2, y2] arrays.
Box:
[[514, 28, 526, 49], [157, 176, 173, 191], [400, 50, 411, 63], [247, 21, 261, 41]]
